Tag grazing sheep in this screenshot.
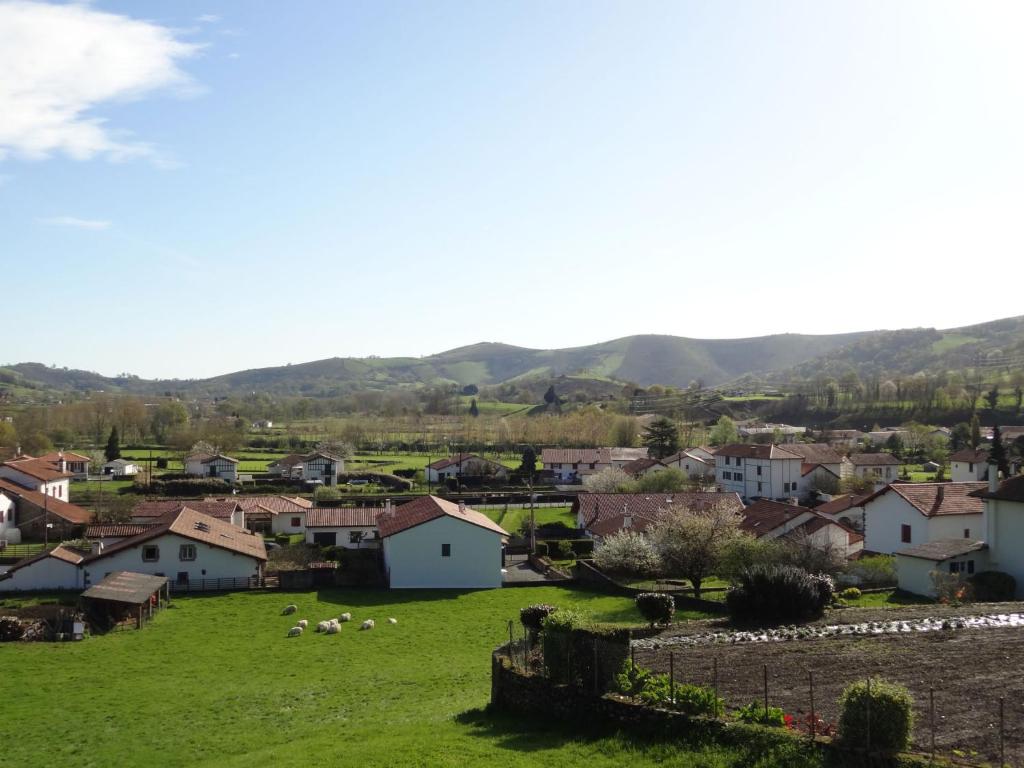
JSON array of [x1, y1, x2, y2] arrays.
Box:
[[387, 618, 397, 625], [287, 626, 303, 637], [316, 621, 330, 633], [339, 612, 352, 622], [326, 623, 340, 635], [297, 619, 308, 629], [282, 604, 298, 616], [361, 619, 375, 630]]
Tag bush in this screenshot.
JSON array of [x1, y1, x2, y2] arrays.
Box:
[[533, 542, 548, 557], [726, 565, 833, 624], [841, 555, 897, 588], [969, 570, 1017, 602], [519, 604, 557, 636], [551, 540, 574, 560], [136, 477, 232, 496], [0, 616, 24, 642], [840, 587, 862, 600], [540, 609, 590, 684], [155, 457, 168, 469], [592, 530, 660, 577], [615, 662, 723, 716], [734, 701, 786, 727], [569, 539, 594, 557], [635, 592, 675, 627], [837, 679, 914, 753]]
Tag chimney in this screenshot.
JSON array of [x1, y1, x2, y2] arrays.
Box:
[[385, 498, 392, 514], [623, 514, 633, 529], [458, 500, 466, 514], [90, 540, 104, 556], [989, 465, 999, 494]]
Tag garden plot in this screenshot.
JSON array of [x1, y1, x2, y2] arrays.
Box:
[[634, 610, 1024, 765]]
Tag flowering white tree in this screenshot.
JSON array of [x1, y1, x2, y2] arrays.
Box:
[[648, 502, 745, 598], [582, 467, 634, 493], [593, 530, 660, 577]]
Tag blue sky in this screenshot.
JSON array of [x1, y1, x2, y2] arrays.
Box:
[[2, 1, 1022, 379]]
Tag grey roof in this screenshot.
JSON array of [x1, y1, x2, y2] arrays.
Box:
[[896, 539, 987, 561], [81, 571, 168, 605]]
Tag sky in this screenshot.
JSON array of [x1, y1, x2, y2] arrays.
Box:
[[2, 1, 1022, 379]]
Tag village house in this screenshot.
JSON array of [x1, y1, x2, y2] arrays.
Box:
[[426, 454, 508, 484], [539, 447, 650, 482], [185, 453, 239, 484], [305, 506, 381, 548], [378, 495, 508, 589], [0, 506, 267, 592], [39, 451, 92, 480], [0, 457, 92, 542], [575, 491, 744, 539], [824, 429, 866, 449], [619, 457, 668, 479], [209, 495, 313, 534], [848, 452, 901, 483], [860, 482, 986, 555], [0, 456, 72, 500], [301, 451, 343, 487], [662, 449, 716, 481], [102, 458, 140, 477], [713, 444, 804, 501], [739, 499, 863, 559], [949, 448, 990, 482], [130, 499, 245, 529], [814, 492, 872, 531]]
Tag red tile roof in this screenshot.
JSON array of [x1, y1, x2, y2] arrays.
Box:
[[815, 493, 870, 516], [575, 492, 744, 530], [949, 448, 989, 463], [739, 499, 811, 536], [208, 495, 312, 514], [92, 506, 267, 562], [39, 451, 92, 464], [620, 458, 666, 476], [132, 499, 240, 521], [864, 482, 987, 517], [714, 444, 801, 460], [779, 443, 844, 465], [376, 495, 508, 538], [849, 452, 900, 466], [306, 507, 381, 528], [971, 475, 1024, 503], [0, 479, 92, 524], [1, 457, 72, 483], [85, 523, 154, 539], [540, 448, 610, 466], [3, 544, 86, 574]]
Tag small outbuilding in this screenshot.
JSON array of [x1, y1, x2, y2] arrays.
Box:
[[81, 571, 169, 630], [895, 539, 988, 598]]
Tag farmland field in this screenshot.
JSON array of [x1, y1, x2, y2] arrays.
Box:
[[0, 585, 814, 768]]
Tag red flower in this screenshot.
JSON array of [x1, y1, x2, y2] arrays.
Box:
[[783, 714, 794, 730]]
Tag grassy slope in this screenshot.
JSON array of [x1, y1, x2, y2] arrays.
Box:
[[0, 586, 801, 768]]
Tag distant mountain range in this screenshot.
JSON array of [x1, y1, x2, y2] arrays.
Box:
[[3, 315, 1023, 400]]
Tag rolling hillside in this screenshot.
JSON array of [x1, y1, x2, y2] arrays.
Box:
[[3, 315, 1023, 399]]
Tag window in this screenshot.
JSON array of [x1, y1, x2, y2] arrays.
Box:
[[441, 543, 451, 557], [885, 468, 892, 478], [968, 462, 974, 472], [291, 517, 301, 528], [900, 524, 911, 544], [349, 531, 364, 544], [734, 473, 743, 481], [179, 544, 196, 561], [177, 572, 189, 586], [142, 545, 160, 562], [964, 529, 971, 539], [757, 466, 762, 476], [725, 456, 731, 465], [949, 562, 959, 574], [722, 471, 731, 480], [967, 560, 975, 574], [757, 481, 763, 493]]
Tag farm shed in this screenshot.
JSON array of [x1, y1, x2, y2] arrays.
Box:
[[895, 539, 988, 597], [81, 571, 169, 630], [0, 544, 87, 592], [379, 495, 508, 589]]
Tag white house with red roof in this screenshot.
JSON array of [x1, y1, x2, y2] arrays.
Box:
[[714, 444, 804, 501], [378, 495, 508, 588], [740, 499, 862, 558], [574, 492, 744, 538], [661, 450, 715, 481], [305, 506, 381, 548], [0, 456, 72, 500], [949, 448, 991, 482], [426, 454, 508, 484], [861, 482, 987, 555], [39, 451, 92, 480], [185, 453, 239, 483]]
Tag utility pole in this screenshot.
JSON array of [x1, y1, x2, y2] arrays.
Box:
[[43, 486, 49, 547], [528, 474, 536, 555]]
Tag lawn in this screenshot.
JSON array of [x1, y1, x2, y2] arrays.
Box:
[[0, 585, 797, 768], [480, 505, 576, 534], [839, 588, 932, 608]]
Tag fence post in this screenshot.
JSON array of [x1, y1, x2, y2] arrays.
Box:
[[809, 670, 815, 739], [865, 678, 871, 754], [631, 645, 636, 674], [1000, 697, 1005, 768], [670, 651, 675, 706], [713, 657, 719, 714], [929, 687, 935, 758], [763, 664, 769, 721], [593, 638, 599, 694]]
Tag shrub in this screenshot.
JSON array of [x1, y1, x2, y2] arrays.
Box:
[[569, 539, 594, 557], [519, 604, 557, 637], [837, 679, 914, 753], [726, 565, 833, 624], [0, 616, 24, 642], [155, 457, 168, 469], [841, 555, 897, 588], [540, 609, 590, 684], [592, 530, 660, 577], [549, 540, 573, 560], [533, 542, 548, 557], [840, 587, 862, 600], [635, 592, 675, 627], [733, 701, 786, 727], [615, 662, 723, 716], [969, 570, 1017, 602]]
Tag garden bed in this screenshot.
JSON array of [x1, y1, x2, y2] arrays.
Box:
[[634, 602, 1024, 764]]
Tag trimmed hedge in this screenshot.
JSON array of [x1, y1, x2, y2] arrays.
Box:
[[726, 565, 833, 624], [635, 592, 675, 627], [520, 604, 558, 639], [135, 478, 232, 496], [969, 570, 1017, 602], [539, 539, 593, 557], [838, 678, 914, 753]]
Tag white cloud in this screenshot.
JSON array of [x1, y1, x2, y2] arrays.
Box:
[[196, 14, 220, 24], [227, 52, 241, 60], [0, 1, 200, 163], [38, 216, 111, 230]]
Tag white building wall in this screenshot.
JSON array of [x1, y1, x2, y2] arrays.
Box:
[[0, 466, 70, 500], [83, 533, 263, 587], [271, 510, 306, 535], [0, 494, 21, 544], [716, 457, 802, 500], [863, 495, 922, 554], [986, 499, 1024, 598], [951, 461, 988, 483], [896, 551, 990, 598], [0, 556, 83, 592], [383, 515, 503, 589], [305, 526, 378, 548], [928, 513, 982, 542]]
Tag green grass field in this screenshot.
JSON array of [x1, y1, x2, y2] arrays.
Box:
[[480, 505, 576, 534], [0, 586, 811, 768]]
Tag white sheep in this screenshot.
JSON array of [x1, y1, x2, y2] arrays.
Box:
[[297, 619, 308, 630], [361, 619, 375, 630], [387, 617, 397, 625], [282, 604, 297, 616], [316, 621, 330, 633], [287, 626, 303, 637], [339, 612, 352, 622], [326, 623, 340, 635]]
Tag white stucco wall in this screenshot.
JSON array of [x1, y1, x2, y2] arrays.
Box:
[[0, 555, 83, 592], [305, 526, 378, 548], [986, 499, 1024, 598], [272, 510, 306, 535], [383, 515, 503, 589], [896, 551, 989, 597], [951, 461, 988, 483], [716, 456, 802, 500], [0, 494, 21, 543], [864, 493, 981, 555], [83, 533, 263, 587]]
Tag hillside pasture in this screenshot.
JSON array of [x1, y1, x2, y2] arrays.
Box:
[[0, 586, 799, 768]]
